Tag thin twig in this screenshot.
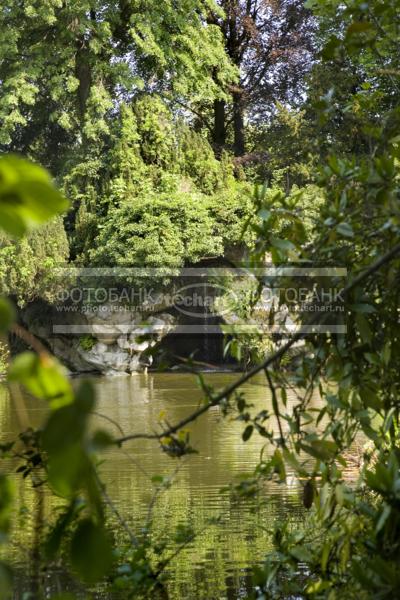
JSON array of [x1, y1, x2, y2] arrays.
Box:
[[173, 354, 223, 371], [94, 469, 139, 547], [91, 411, 125, 437], [265, 368, 285, 444], [145, 462, 183, 532]]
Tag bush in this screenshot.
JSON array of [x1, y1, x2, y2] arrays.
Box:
[[89, 187, 254, 275], [0, 217, 69, 305]]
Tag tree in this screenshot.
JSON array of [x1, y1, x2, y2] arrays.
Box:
[[208, 0, 315, 156], [0, 0, 239, 263], [62, 96, 253, 265], [0, 0, 235, 171]]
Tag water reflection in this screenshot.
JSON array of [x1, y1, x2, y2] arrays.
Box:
[[0, 373, 305, 599]]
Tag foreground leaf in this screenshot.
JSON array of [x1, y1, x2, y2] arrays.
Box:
[[0, 155, 68, 237], [70, 519, 113, 583]]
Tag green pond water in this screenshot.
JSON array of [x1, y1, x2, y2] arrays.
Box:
[[0, 372, 308, 599]]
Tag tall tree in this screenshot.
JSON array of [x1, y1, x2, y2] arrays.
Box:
[[0, 0, 235, 170], [209, 0, 315, 156]]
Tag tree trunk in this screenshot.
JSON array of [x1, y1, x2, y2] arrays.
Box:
[[75, 46, 92, 118], [213, 99, 226, 158], [233, 90, 245, 156]]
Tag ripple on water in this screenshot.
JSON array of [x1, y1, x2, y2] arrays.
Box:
[[1, 372, 307, 600]]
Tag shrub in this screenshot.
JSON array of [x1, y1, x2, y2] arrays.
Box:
[[0, 217, 69, 305]]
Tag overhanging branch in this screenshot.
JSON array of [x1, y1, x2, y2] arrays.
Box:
[[115, 242, 400, 445]]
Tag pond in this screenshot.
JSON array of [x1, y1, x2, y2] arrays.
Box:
[[0, 372, 307, 599]]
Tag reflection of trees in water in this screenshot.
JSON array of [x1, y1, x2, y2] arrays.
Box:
[[1, 374, 306, 599], [148, 482, 303, 599]]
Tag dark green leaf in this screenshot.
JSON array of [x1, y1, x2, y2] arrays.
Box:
[[0, 299, 15, 333], [70, 519, 112, 583], [242, 425, 254, 442]]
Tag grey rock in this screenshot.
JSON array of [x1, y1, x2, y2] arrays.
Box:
[[22, 301, 175, 375]]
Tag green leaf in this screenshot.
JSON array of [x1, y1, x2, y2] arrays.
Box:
[[91, 429, 114, 451], [300, 440, 337, 461], [355, 314, 372, 344], [270, 237, 296, 252], [8, 352, 73, 408], [282, 449, 309, 477], [289, 545, 314, 562], [360, 386, 381, 410], [75, 380, 96, 414], [257, 208, 271, 221], [306, 579, 331, 594], [0, 299, 15, 333], [382, 342, 391, 365], [44, 503, 75, 560], [46, 444, 88, 497], [347, 21, 374, 35], [70, 519, 112, 583], [336, 222, 354, 237], [351, 303, 376, 314], [42, 405, 88, 455], [321, 36, 341, 60], [376, 503, 391, 533], [0, 156, 68, 237]]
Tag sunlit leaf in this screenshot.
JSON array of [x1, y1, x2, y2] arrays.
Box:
[[0, 156, 68, 237], [8, 352, 73, 408], [336, 222, 354, 237]]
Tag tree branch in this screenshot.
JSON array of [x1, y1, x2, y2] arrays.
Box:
[[115, 242, 400, 446]]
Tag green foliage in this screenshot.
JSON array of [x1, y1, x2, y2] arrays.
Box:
[[0, 218, 69, 305], [90, 192, 217, 272], [89, 186, 253, 277], [0, 157, 117, 593], [0, 0, 235, 155], [63, 98, 251, 266], [234, 1, 400, 598], [247, 103, 317, 188], [0, 156, 68, 237], [0, 155, 69, 305], [175, 124, 231, 194], [79, 334, 96, 352], [70, 518, 113, 583]]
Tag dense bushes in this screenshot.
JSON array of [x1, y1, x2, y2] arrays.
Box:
[[90, 186, 254, 271], [0, 218, 69, 305], [67, 97, 255, 269], [2, 97, 256, 302], [90, 193, 218, 270]]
